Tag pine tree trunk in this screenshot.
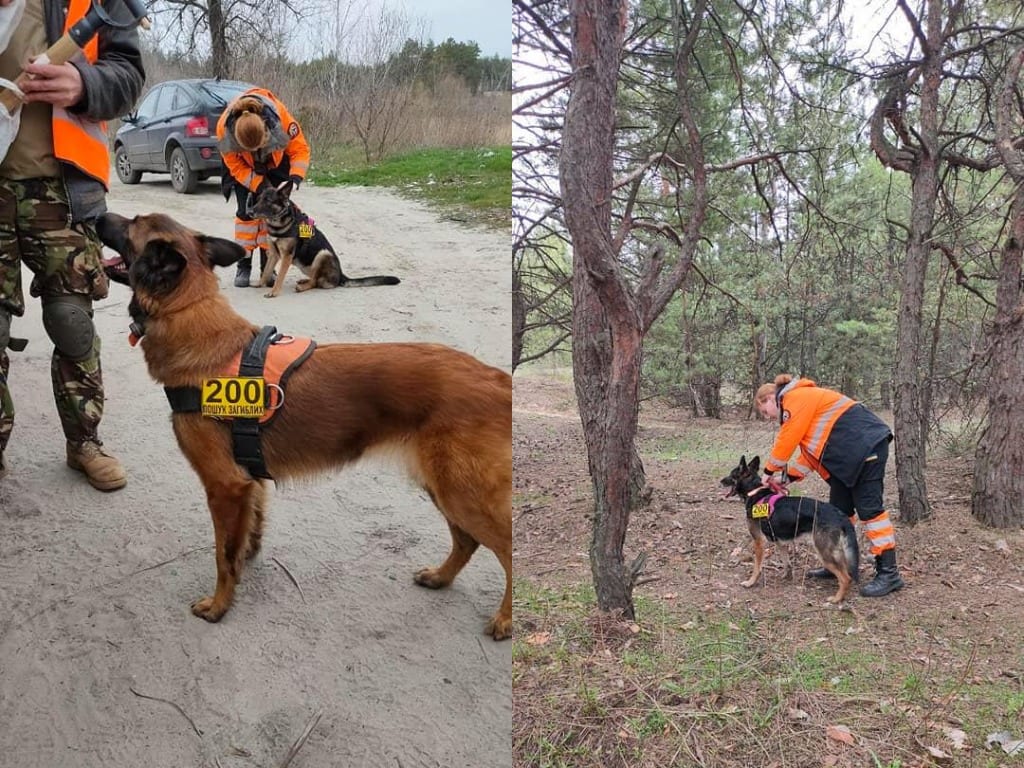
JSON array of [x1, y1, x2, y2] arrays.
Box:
[[561, 0, 639, 620], [975, 45, 1024, 529], [893, 188, 933, 524], [972, 209, 1024, 527], [512, 265, 525, 372], [891, 2, 945, 526], [572, 277, 646, 618]]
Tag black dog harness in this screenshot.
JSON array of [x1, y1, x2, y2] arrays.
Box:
[[164, 326, 315, 479]]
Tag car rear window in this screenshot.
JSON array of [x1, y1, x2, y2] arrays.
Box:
[[199, 82, 250, 106]]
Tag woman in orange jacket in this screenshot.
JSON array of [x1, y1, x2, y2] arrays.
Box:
[[216, 87, 310, 287], [754, 374, 904, 597]]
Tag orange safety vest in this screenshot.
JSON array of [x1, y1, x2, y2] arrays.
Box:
[[216, 87, 310, 194], [764, 379, 856, 481], [52, 0, 110, 186]]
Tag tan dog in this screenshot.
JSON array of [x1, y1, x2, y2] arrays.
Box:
[[97, 212, 512, 639]]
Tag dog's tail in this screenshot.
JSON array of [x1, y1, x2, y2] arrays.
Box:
[[341, 275, 401, 287], [843, 519, 860, 582]]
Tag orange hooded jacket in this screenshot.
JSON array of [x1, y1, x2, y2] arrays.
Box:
[[215, 87, 310, 194], [764, 378, 856, 481]]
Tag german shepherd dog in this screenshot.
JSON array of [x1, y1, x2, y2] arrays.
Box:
[[96, 212, 512, 640], [720, 456, 858, 604], [249, 180, 400, 298]]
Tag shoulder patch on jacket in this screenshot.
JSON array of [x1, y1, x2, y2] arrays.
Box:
[[287, 122, 299, 138], [781, 409, 790, 422]]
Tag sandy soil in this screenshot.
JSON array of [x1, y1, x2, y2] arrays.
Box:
[[0, 176, 511, 767]]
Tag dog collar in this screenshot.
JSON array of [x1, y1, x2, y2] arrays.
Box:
[[128, 320, 145, 346]]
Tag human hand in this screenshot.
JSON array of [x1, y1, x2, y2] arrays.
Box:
[[0, 1, 16, 6], [760, 473, 774, 488], [20, 60, 84, 108]]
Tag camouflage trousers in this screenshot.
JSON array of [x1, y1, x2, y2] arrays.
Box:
[[0, 177, 110, 453]]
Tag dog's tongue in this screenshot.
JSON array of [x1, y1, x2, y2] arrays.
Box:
[[102, 255, 129, 281]]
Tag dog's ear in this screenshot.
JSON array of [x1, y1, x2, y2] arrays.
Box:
[[749, 456, 760, 473], [276, 179, 294, 199], [199, 235, 247, 268], [133, 239, 188, 295], [739, 455, 747, 470]]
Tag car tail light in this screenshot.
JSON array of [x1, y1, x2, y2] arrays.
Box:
[[185, 116, 210, 137]]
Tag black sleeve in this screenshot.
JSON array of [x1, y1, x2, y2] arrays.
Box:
[[69, 0, 146, 120]]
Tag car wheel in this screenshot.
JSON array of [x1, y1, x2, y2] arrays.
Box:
[[169, 146, 199, 194], [114, 145, 142, 185]]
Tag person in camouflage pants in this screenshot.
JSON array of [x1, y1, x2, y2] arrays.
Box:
[[0, 0, 144, 489], [0, 178, 109, 474]]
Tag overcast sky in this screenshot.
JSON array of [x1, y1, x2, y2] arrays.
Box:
[[410, 0, 509, 58]]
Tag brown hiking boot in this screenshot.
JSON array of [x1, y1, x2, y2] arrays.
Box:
[[66, 441, 127, 491]]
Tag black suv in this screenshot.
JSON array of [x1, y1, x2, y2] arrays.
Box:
[[114, 78, 255, 194]]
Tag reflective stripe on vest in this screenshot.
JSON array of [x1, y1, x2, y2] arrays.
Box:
[[53, 0, 107, 186], [790, 458, 813, 478], [234, 217, 268, 250], [863, 511, 896, 554], [805, 395, 854, 458]]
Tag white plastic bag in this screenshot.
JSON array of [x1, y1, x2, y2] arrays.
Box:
[[0, 0, 26, 53], [0, 77, 21, 159], [0, 0, 27, 162]]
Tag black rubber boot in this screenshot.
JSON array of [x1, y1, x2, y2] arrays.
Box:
[[806, 567, 837, 580], [234, 256, 252, 287], [859, 548, 904, 597]]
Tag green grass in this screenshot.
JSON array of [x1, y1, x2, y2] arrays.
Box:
[[513, 578, 1023, 767], [652, 433, 774, 465], [309, 146, 510, 229]]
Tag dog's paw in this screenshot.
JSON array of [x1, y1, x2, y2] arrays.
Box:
[[414, 566, 452, 589], [191, 596, 228, 622], [263, 290, 277, 299], [740, 577, 758, 588], [486, 613, 512, 641]]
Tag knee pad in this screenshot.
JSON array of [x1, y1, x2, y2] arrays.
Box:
[[42, 296, 95, 361]]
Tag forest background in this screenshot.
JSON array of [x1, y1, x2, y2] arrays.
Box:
[[513, 0, 1024, 766]]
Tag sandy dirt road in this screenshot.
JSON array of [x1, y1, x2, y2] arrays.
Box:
[[0, 175, 510, 767]]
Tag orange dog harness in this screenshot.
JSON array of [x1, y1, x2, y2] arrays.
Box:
[[164, 326, 315, 479]]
